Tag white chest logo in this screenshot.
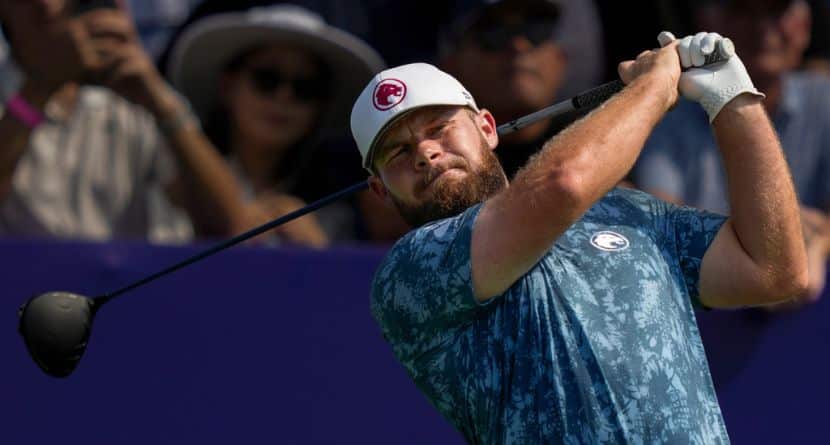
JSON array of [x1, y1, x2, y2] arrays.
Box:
[[590, 231, 630, 252]]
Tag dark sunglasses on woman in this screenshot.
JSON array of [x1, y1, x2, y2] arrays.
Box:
[[247, 67, 329, 102], [473, 21, 557, 52]]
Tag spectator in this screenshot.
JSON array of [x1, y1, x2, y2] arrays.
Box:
[[357, 0, 594, 243], [157, 0, 375, 76], [438, 0, 573, 180], [632, 0, 830, 303], [0, 0, 255, 243], [166, 4, 385, 245], [0, 31, 19, 100], [362, 0, 603, 98], [549, 0, 606, 98]]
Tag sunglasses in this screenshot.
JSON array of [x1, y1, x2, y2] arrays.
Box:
[[472, 21, 557, 52], [246, 67, 328, 103]]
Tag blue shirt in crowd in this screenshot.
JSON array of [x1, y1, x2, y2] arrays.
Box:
[[371, 188, 730, 444], [633, 72, 830, 213]]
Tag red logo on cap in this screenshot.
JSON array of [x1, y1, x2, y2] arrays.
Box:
[[373, 79, 407, 111]]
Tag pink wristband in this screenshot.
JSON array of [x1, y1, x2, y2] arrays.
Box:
[[6, 94, 46, 129]]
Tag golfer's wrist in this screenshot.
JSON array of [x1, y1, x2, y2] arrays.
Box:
[[711, 93, 765, 127], [629, 72, 678, 114]]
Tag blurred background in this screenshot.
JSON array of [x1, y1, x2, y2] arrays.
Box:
[[1, 0, 829, 443]]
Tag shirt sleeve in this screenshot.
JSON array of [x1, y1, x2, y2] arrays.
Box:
[[664, 203, 728, 308], [370, 204, 484, 362]]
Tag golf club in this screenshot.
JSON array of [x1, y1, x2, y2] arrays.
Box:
[[18, 38, 735, 378]]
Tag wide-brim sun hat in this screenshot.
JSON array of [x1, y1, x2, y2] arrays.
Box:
[[167, 4, 386, 133]]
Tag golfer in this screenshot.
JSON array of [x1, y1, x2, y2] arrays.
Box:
[[351, 32, 807, 444]]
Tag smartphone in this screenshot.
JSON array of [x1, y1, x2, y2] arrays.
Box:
[[73, 0, 118, 15]]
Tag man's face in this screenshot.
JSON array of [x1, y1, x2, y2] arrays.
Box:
[[442, 7, 566, 120], [369, 106, 508, 227], [723, 0, 811, 81]]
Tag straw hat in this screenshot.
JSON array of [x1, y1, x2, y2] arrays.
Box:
[[167, 4, 386, 132]]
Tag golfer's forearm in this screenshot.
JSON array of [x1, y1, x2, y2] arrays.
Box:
[[471, 75, 674, 300], [713, 95, 808, 294], [511, 73, 671, 219]]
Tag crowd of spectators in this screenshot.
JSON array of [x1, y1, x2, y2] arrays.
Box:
[[1, 0, 829, 301], [631, 0, 830, 306]]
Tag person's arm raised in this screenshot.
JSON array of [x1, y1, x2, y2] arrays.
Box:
[[471, 42, 682, 301], [81, 9, 253, 236]]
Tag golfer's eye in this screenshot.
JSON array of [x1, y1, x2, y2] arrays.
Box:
[[388, 145, 406, 161], [427, 122, 448, 138]]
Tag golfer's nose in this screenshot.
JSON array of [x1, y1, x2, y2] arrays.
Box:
[[414, 140, 443, 170]]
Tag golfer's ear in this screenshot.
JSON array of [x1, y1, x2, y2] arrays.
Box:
[[477, 109, 499, 150], [368, 175, 391, 204]]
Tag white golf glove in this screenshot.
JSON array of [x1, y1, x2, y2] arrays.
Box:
[[658, 31, 764, 123]]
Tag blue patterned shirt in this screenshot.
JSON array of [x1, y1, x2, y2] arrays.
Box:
[[371, 188, 730, 444]]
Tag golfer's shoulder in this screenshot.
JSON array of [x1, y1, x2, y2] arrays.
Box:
[[391, 205, 482, 260], [595, 187, 668, 219], [372, 205, 482, 283]]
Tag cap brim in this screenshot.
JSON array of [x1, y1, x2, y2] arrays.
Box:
[[363, 107, 422, 171], [363, 104, 480, 171]]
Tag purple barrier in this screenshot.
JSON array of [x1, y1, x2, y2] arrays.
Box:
[[1, 239, 463, 444], [1, 239, 828, 443], [697, 299, 830, 444]]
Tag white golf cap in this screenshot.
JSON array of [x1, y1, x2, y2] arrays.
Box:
[[350, 63, 479, 171]]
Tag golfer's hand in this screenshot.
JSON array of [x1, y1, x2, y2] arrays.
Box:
[[617, 40, 682, 112], [658, 31, 764, 122]]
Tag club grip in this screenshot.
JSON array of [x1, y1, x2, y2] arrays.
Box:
[[571, 37, 735, 111], [572, 80, 624, 110], [705, 37, 735, 65]]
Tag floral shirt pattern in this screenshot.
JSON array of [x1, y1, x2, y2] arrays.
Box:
[[371, 188, 730, 444]]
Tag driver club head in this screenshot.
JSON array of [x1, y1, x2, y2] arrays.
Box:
[[18, 291, 98, 378]]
